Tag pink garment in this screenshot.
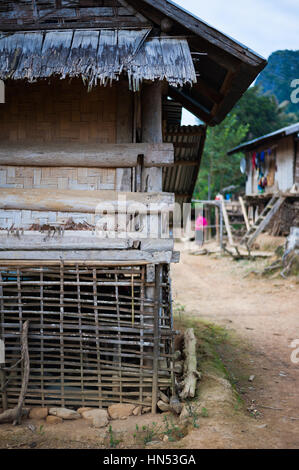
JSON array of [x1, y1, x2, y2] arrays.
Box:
[[195, 215, 208, 231]]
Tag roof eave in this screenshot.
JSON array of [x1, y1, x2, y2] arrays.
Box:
[[228, 123, 299, 155]]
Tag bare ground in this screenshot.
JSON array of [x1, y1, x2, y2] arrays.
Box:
[[170, 241, 299, 449]]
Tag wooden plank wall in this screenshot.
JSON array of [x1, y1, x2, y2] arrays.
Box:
[[0, 78, 117, 144], [246, 135, 295, 195], [295, 139, 299, 185], [275, 135, 295, 192], [0, 1, 150, 31]]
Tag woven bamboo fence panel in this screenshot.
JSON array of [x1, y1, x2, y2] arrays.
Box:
[[0, 263, 174, 408]]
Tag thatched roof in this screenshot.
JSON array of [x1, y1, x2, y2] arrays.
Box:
[[0, 29, 197, 91]]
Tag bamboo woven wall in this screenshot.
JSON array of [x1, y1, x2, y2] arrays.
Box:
[[0, 78, 117, 144], [0, 166, 115, 190], [0, 263, 174, 408]]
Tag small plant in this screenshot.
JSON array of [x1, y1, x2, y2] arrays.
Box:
[[201, 407, 209, 418], [143, 422, 159, 445], [185, 403, 200, 428], [133, 422, 161, 446], [163, 415, 184, 441], [38, 424, 45, 436], [107, 425, 120, 448]]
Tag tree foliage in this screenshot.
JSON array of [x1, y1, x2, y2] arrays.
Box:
[[194, 114, 248, 200], [233, 86, 298, 141]]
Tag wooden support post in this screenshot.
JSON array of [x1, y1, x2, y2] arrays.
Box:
[[239, 196, 250, 231], [219, 202, 224, 250], [0, 338, 7, 410], [141, 81, 163, 192], [215, 206, 220, 244], [219, 195, 234, 246], [152, 264, 161, 414], [141, 82, 164, 412], [0, 368, 7, 411]]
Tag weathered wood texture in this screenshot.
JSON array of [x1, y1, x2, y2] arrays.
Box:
[[0, 189, 174, 213], [180, 328, 200, 400], [0, 143, 174, 168], [0, 30, 195, 90], [142, 82, 163, 193], [13, 320, 30, 425], [0, 1, 151, 30], [0, 250, 178, 264], [0, 233, 174, 252]]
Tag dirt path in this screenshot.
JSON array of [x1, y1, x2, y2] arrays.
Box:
[[171, 243, 299, 449]]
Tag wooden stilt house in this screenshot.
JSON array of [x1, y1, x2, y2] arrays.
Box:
[[0, 0, 266, 411]]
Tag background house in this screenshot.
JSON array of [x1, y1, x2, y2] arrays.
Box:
[[229, 123, 299, 195], [228, 123, 299, 237]]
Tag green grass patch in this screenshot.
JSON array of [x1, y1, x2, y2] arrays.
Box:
[[174, 312, 245, 408]]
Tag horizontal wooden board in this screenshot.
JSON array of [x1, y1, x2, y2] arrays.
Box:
[[0, 143, 174, 168], [0, 249, 178, 263], [0, 233, 174, 252], [0, 189, 175, 214]]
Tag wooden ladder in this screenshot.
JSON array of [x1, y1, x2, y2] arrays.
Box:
[[241, 194, 285, 248]]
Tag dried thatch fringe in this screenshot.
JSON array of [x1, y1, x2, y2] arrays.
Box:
[[0, 29, 197, 91]]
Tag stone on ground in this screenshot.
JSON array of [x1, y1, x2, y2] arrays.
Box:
[[29, 407, 48, 419], [108, 404, 135, 420], [46, 415, 63, 424], [157, 400, 170, 412], [82, 409, 109, 428], [77, 407, 92, 415], [133, 406, 142, 416], [49, 407, 80, 420], [142, 406, 151, 414]]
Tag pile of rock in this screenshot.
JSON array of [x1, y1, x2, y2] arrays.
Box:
[[28, 403, 150, 429]]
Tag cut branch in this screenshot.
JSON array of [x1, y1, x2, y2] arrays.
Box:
[[179, 328, 201, 400], [0, 320, 30, 425]]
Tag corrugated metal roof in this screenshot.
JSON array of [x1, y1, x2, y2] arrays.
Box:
[[228, 122, 299, 155], [0, 29, 197, 90], [163, 124, 206, 204]]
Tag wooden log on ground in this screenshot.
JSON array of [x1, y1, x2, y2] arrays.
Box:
[[179, 328, 200, 400]]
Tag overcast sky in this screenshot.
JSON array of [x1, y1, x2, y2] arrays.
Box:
[[174, 0, 298, 59], [175, 0, 299, 124]]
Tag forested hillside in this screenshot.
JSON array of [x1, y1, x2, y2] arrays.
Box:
[[256, 50, 299, 116]]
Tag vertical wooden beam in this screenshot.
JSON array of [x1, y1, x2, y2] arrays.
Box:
[[60, 263, 65, 407], [142, 82, 164, 412], [152, 264, 161, 414], [141, 81, 163, 192], [0, 336, 7, 410], [219, 195, 234, 246], [0, 271, 7, 410], [239, 196, 250, 231], [116, 80, 133, 191]]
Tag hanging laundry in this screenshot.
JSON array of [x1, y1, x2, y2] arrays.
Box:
[[255, 152, 260, 169], [252, 151, 256, 170]]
